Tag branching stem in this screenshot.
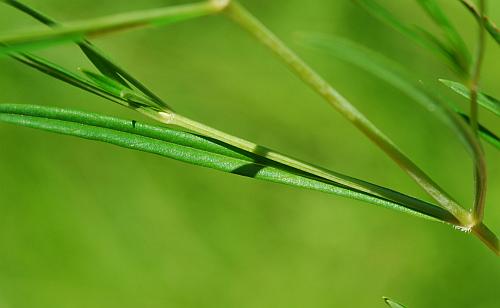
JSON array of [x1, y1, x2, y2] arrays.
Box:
[[221, 1, 471, 225]]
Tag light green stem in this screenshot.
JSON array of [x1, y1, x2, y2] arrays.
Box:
[[470, 0, 487, 222], [222, 1, 471, 225]]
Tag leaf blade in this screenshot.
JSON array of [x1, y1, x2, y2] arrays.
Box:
[[439, 79, 500, 117], [0, 104, 458, 224]]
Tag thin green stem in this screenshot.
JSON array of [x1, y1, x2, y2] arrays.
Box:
[[470, 0, 486, 136], [460, 0, 500, 44], [470, 0, 487, 222], [472, 223, 499, 256], [222, 1, 471, 225]]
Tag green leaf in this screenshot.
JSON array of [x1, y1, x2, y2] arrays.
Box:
[[298, 33, 486, 222], [0, 104, 458, 224], [460, 0, 500, 45], [0, 1, 221, 56], [355, 0, 468, 76], [12, 53, 128, 107], [383, 297, 406, 308], [415, 0, 470, 72], [439, 79, 500, 117], [9, 50, 463, 224], [4, 0, 171, 109], [458, 112, 500, 149]]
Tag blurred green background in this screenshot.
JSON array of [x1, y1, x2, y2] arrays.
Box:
[[0, 0, 499, 307]]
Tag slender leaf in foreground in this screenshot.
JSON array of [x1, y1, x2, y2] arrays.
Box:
[[0, 1, 225, 56], [439, 79, 500, 117], [383, 297, 406, 308], [0, 104, 457, 223]]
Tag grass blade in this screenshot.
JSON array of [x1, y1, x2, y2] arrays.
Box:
[[354, 0, 468, 76], [458, 112, 500, 149], [298, 33, 486, 226], [439, 79, 500, 117], [460, 0, 500, 45], [0, 104, 458, 224], [4, 0, 170, 108], [9, 34, 463, 226], [415, 0, 470, 72], [0, 1, 223, 56]]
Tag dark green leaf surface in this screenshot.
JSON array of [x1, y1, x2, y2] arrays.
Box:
[[0, 104, 459, 224]]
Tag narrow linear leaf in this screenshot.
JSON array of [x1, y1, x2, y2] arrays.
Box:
[[0, 1, 221, 56], [460, 0, 500, 45], [298, 33, 486, 220], [458, 112, 500, 149], [12, 53, 128, 107], [9, 41, 458, 224], [416, 0, 470, 71], [439, 79, 500, 116], [383, 297, 406, 308], [354, 0, 468, 75], [0, 104, 458, 224], [4, 0, 170, 108]]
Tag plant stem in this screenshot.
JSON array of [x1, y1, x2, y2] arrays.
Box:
[[470, 0, 487, 222], [222, 1, 471, 225], [472, 223, 499, 256]]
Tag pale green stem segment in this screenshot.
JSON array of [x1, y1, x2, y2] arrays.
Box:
[[472, 223, 499, 256], [222, 1, 472, 225], [0, 1, 224, 55], [469, 0, 487, 222]]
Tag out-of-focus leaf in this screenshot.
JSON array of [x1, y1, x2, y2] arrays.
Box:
[[383, 297, 406, 308], [458, 112, 500, 149], [416, 0, 470, 72], [439, 79, 500, 117], [298, 33, 486, 221], [355, 0, 468, 76]]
